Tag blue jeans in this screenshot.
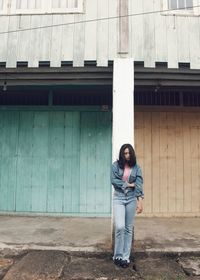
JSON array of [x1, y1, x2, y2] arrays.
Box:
[[113, 190, 137, 262]]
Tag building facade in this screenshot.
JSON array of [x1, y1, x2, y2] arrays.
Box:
[[0, 0, 200, 217]]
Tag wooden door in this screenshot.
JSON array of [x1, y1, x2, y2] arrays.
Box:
[[0, 109, 112, 216], [135, 109, 200, 217]]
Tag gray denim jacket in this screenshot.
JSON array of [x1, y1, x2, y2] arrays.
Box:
[[111, 161, 144, 197]]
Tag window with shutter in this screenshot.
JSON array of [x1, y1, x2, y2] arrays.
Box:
[[162, 0, 200, 15], [0, 0, 83, 15], [168, 0, 193, 10]]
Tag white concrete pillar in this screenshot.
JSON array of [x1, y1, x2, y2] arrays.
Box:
[[112, 58, 134, 161]]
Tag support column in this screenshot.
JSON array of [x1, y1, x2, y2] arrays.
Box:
[[112, 58, 134, 161]]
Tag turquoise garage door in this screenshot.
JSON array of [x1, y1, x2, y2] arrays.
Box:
[[0, 109, 112, 216]]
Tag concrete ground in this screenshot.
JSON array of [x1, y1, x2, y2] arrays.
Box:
[[2, 250, 200, 280], [0, 215, 200, 280], [0, 215, 200, 254]]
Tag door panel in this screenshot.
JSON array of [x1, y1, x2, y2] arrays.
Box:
[[135, 110, 200, 217], [0, 109, 112, 216]]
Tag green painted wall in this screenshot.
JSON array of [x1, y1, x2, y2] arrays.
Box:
[[0, 109, 112, 216]]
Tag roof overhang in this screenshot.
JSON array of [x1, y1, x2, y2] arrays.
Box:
[[0, 62, 200, 88]]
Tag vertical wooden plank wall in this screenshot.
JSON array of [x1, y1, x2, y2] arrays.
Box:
[[191, 113, 200, 212], [73, 13, 86, 67], [118, 0, 129, 54], [143, 0, 156, 67], [17, 14, 31, 62], [79, 111, 112, 215], [31, 112, 48, 212], [96, 0, 109, 66], [6, 16, 20, 67], [134, 111, 145, 202], [177, 17, 190, 63], [61, 14, 74, 62], [0, 110, 112, 216], [175, 113, 184, 213], [159, 112, 168, 212], [16, 112, 34, 211], [0, 15, 9, 63], [47, 112, 65, 213], [39, 15, 53, 62], [129, 0, 200, 69], [0, 112, 18, 211], [29, 15, 41, 67], [63, 112, 80, 213], [130, 0, 144, 61], [108, 0, 118, 60], [1, 0, 200, 67], [154, 0, 167, 62], [189, 17, 200, 69], [143, 112, 152, 213], [166, 16, 178, 68], [151, 112, 160, 213], [135, 110, 200, 217], [0, 0, 5, 13], [167, 112, 176, 213], [84, 0, 97, 61], [183, 112, 192, 213], [50, 15, 63, 67]]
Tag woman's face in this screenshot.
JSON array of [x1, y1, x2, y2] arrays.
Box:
[[124, 148, 130, 161]]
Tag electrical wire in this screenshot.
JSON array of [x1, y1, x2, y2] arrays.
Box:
[[0, 5, 199, 35]]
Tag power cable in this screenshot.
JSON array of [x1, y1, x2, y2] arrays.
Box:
[[0, 5, 199, 35]]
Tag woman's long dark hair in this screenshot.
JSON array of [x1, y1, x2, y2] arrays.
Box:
[[118, 144, 136, 169]]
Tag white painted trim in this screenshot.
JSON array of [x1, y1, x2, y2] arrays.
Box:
[[112, 58, 134, 162], [0, 0, 84, 15]]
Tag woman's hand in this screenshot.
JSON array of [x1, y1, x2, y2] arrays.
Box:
[[127, 182, 135, 188], [136, 197, 143, 214]]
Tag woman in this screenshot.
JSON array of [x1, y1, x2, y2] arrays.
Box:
[[111, 143, 144, 268]]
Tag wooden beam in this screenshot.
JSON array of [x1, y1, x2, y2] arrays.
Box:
[[1, 64, 200, 87], [118, 0, 129, 54]]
